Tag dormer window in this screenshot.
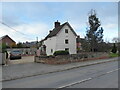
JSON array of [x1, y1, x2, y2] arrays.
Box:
[[65, 29, 68, 33]]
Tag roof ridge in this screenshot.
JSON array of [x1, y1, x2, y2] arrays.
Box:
[[0, 35, 8, 40], [44, 22, 77, 40], [0, 35, 16, 43]]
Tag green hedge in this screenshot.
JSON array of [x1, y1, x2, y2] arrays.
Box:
[[53, 50, 69, 56]]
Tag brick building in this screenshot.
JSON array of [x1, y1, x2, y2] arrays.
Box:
[[0, 35, 16, 47]]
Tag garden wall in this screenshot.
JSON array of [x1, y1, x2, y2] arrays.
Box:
[[35, 52, 109, 64]]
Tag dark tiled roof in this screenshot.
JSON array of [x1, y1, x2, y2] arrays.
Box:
[[44, 22, 77, 40], [76, 37, 85, 43]]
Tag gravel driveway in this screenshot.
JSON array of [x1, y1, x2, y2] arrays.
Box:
[[9, 56, 34, 64]]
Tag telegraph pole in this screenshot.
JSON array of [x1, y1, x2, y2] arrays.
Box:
[[36, 37, 38, 49]]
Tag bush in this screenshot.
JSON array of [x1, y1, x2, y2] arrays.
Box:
[[48, 55, 55, 58], [111, 43, 117, 53], [0, 43, 7, 53], [53, 50, 69, 56]]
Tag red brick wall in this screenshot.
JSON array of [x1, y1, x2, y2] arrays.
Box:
[[0, 37, 16, 47], [76, 42, 81, 48]]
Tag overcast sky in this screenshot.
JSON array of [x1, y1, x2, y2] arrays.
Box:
[[0, 2, 118, 43]]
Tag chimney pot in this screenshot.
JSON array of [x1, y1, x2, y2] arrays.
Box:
[[49, 30, 52, 33], [77, 35, 80, 38]]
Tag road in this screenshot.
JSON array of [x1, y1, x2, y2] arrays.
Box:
[[2, 59, 118, 88], [65, 70, 118, 88]]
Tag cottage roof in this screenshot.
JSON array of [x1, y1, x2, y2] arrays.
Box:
[[44, 22, 77, 40], [76, 37, 85, 43]]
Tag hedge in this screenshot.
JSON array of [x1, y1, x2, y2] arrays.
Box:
[[53, 50, 69, 56]]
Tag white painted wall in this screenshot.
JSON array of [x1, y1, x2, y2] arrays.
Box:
[[56, 24, 77, 54], [44, 36, 56, 55], [44, 24, 77, 55]]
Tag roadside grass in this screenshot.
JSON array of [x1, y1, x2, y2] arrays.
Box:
[[109, 53, 119, 58]]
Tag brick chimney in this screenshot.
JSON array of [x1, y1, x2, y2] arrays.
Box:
[[54, 20, 60, 28], [77, 35, 80, 38]]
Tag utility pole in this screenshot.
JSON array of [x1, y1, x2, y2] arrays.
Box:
[[36, 37, 38, 49], [36, 37, 38, 42]]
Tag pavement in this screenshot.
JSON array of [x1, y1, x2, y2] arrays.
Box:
[[2, 57, 118, 82]]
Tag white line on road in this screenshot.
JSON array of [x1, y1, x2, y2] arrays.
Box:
[[58, 78, 92, 89], [56, 68, 120, 89], [106, 68, 119, 74]]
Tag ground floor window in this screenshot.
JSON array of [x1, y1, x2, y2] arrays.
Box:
[[65, 48, 69, 51], [51, 49, 53, 53]]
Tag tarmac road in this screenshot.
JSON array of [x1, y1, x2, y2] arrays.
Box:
[[65, 70, 118, 88], [2, 59, 118, 88]]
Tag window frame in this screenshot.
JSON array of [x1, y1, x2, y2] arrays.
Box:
[[65, 29, 68, 33], [65, 48, 69, 51], [65, 39, 69, 44], [51, 49, 53, 53]]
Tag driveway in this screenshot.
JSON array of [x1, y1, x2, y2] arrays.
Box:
[[9, 56, 34, 64]]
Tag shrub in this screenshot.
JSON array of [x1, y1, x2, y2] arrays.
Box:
[[48, 55, 55, 58], [53, 50, 69, 56], [111, 43, 117, 53], [0, 43, 7, 53]]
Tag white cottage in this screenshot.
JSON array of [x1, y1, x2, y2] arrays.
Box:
[[42, 21, 77, 56]]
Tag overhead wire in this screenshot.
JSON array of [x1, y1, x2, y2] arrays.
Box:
[[0, 21, 35, 40]]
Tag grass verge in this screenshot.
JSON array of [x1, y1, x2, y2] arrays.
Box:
[[109, 53, 119, 58]]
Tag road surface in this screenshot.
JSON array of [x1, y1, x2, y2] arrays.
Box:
[[3, 59, 118, 88]]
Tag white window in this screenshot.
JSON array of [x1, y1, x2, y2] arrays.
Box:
[[65, 48, 69, 51], [65, 39, 69, 44], [65, 29, 68, 33]]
